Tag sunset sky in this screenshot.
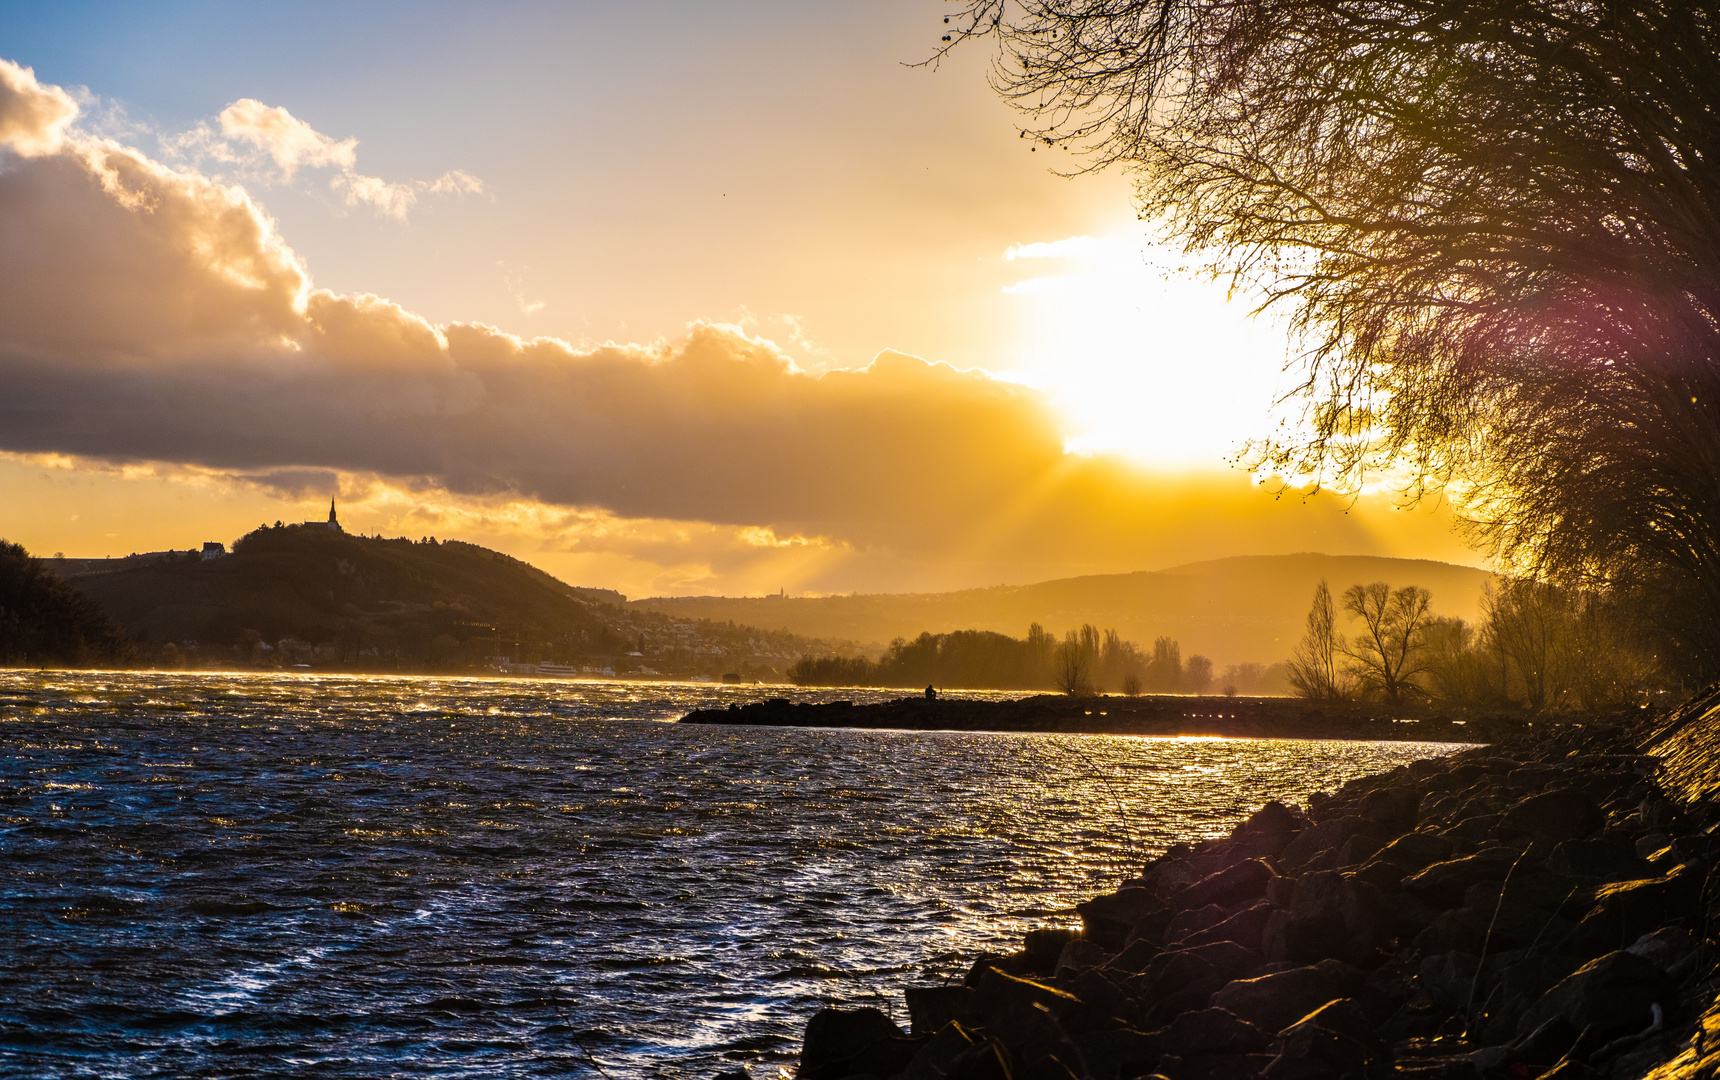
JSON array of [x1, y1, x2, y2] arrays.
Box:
[[0, 2, 1480, 598]]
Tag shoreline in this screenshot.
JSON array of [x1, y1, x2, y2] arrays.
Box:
[[783, 697, 1720, 1080], [680, 693, 1570, 744]]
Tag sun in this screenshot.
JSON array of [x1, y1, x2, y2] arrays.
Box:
[[999, 225, 1298, 471]]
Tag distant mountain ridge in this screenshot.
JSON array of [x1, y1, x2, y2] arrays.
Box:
[[48, 526, 832, 676], [630, 553, 1496, 666]]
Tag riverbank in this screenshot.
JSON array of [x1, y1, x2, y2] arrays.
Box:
[[681, 693, 1554, 743], [786, 693, 1720, 1079]]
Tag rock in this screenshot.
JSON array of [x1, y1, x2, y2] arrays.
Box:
[[1262, 871, 1388, 964], [905, 985, 982, 1037], [1574, 862, 1707, 953], [900, 1022, 977, 1080], [1164, 904, 1227, 945], [799, 1007, 925, 1080], [1279, 817, 1385, 871], [1208, 960, 1361, 1033], [1371, 831, 1452, 872], [1128, 949, 1226, 1019], [1232, 800, 1301, 860], [1416, 951, 1479, 1013], [1022, 928, 1082, 973], [1154, 1006, 1268, 1055], [970, 968, 1081, 1063], [1065, 965, 1136, 1025], [1546, 837, 1650, 880], [1263, 997, 1393, 1078], [1185, 901, 1273, 951], [1497, 790, 1603, 841], [1105, 939, 1159, 976], [1054, 938, 1111, 979], [1077, 889, 1165, 949], [1403, 847, 1522, 907], [1439, 813, 1504, 848], [1077, 1026, 1162, 1080], [1169, 859, 1275, 912], [1359, 786, 1419, 833], [1514, 949, 1676, 1042], [1626, 926, 1698, 970], [1335, 832, 1384, 866], [1634, 831, 1673, 859]]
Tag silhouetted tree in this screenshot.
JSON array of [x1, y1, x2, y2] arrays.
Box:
[[1145, 636, 1182, 692], [1341, 583, 1433, 705], [0, 541, 132, 667], [1286, 579, 1345, 701], [1184, 654, 1213, 694], [1055, 634, 1093, 696], [943, 1, 1720, 671]]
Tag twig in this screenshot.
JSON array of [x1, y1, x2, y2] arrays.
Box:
[[1464, 846, 1531, 1038]]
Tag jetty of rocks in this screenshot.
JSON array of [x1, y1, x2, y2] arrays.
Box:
[[680, 695, 1538, 743], [787, 690, 1720, 1080]]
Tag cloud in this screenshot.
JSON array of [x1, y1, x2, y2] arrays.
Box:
[[219, 98, 357, 176], [0, 59, 78, 157], [162, 96, 480, 220], [0, 59, 1464, 592]]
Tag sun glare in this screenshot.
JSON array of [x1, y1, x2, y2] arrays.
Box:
[[1001, 226, 1296, 470]]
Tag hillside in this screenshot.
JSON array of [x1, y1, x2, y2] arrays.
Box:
[[630, 553, 1496, 666], [0, 540, 133, 667], [53, 525, 832, 676]]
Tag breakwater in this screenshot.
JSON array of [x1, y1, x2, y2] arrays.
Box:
[[682, 694, 1520, 743], [786, 704, 1720, 1080]]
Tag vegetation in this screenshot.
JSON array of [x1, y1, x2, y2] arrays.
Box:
[[945, 1, 1720, 676], [59, 525, 835, 676], [787, 622, 1249, 694], [1288, 577, 1662, 710], [0, 541, 132, 667]]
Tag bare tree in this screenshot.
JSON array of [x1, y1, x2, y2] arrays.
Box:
[[940, 2, 1720, 672], [1341, 583, 1433, 705], [1055, 636, 1093, 696], [1184, 654, 1213, 694], [1286, 579, 1344, 701]]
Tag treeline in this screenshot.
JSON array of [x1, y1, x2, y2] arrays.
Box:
[[1286, 578, 1661, 710], [788, 624, 1287, 694], [0, 541, 133, 667]]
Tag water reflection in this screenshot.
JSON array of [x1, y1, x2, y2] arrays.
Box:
[[0, 670, 1460, 1078]]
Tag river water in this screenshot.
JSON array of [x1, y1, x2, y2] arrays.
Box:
[[0, 670, 1460, 1079]]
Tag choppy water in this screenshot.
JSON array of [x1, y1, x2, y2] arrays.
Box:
[[0, 670, 1461, 1079]]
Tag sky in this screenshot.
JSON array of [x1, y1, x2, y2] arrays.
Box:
[[0, 1, 1482, 598]]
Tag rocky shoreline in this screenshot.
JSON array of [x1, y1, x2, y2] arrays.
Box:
[[680, 694, 1539, 743], [783, 691, 1720, 1080]]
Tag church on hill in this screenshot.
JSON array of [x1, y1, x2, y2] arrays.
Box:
[[303, 499, 343, 533]]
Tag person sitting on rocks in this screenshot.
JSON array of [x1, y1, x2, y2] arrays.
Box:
[[924, 685, 937, 700]]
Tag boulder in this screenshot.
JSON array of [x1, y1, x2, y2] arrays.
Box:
[[905, 985, 982, 1037], [1164, 904, 1228, 945], [1022, 927, 1082, 973], [1404, 847, 1522, 907], [1573, 862, 1707, 953], [1263, 997, 1393, 1079], [1185, 901, 1273, 951], [1416, 951, 1479, 1013], [799, 1007, 925, 1080], [1208, 960, 1361, 1033], [1547, 837, 1652, 880], [1514, 949, 1677, 1042], [900, 1022, 977, 1080], [1371, 831, 1452, 872], [1054, 938, 1111, 979], [1497, 790, 1603, 841], [1105, 939, 1159, 976], [1169, 859, 1275, 912], [1262, 871, 1389, 964], [1358, 786, 1419, 833], [1232, 800, 1301, 860], [1077, 889, 1165, 949], [1154, 1006, 1268, 1055], [1279, 817, 1385, 871]]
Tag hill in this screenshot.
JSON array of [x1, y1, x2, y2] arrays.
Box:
[[0, 540, 133, 667], [53, 525, 834, 676], [630, 553, 1496, 667]]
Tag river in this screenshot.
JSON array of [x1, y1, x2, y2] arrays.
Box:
[[0, 670, 1461, 1079]]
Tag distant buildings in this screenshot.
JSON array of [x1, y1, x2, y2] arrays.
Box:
[[303, 499, 343, 533]]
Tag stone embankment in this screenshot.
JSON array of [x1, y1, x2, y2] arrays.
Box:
[[682, 695, 1529, 743], [789, 693, 1720, 1079]]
